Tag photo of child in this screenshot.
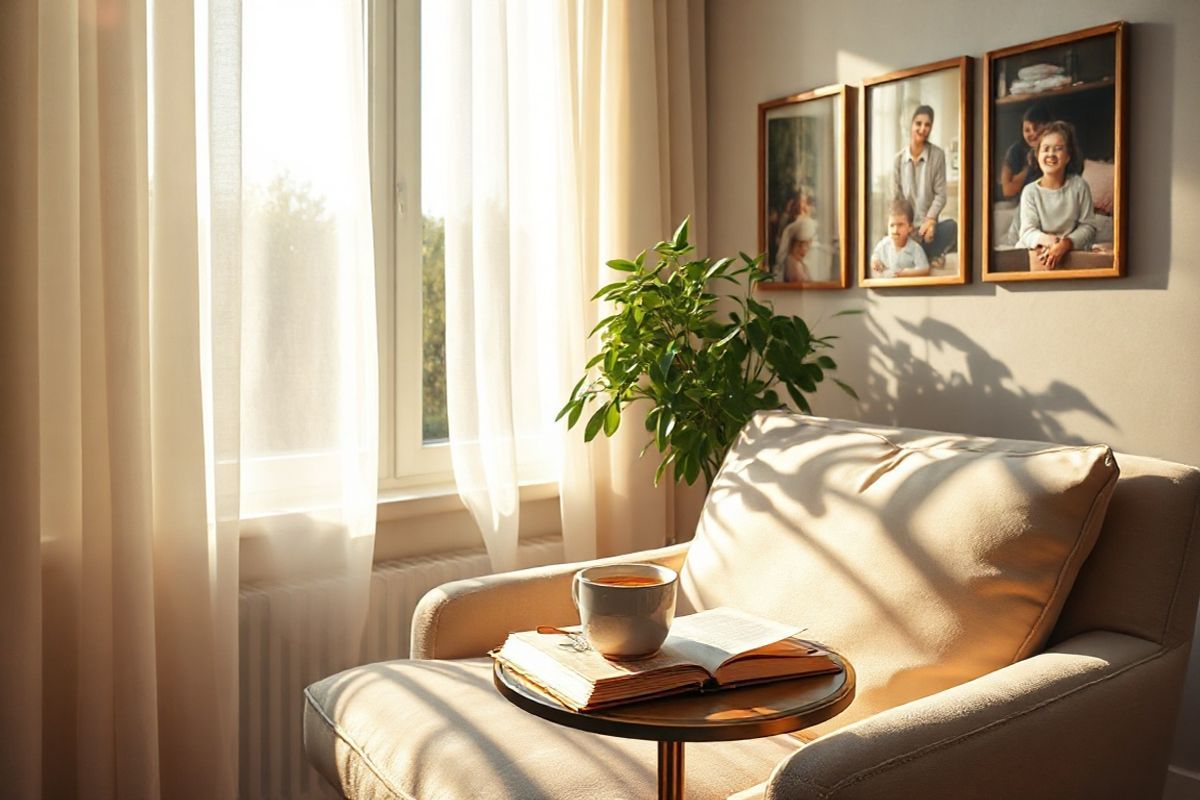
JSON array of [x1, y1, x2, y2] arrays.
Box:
[[1017, 121, 1097, 270], [870, 198, 929, 278], [777, 215, 818, 283]]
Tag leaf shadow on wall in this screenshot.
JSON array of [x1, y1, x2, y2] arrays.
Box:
[[856, 314, 1116, 445]]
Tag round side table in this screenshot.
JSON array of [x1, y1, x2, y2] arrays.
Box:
[[493, 652, 855, 800]]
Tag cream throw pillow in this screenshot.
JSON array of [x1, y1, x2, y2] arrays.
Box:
[[679, 412, 1119, 735]]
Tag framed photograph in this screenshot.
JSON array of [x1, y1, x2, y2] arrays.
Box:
[[860, 57, 971, 288], [757, 84, 850, 290], [983, 22, 1127, 281]]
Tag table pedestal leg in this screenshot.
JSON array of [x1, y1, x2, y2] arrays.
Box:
[[657, 740, 684, 800]]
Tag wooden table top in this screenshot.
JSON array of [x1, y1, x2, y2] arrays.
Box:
[[493, 652, 855, 743]]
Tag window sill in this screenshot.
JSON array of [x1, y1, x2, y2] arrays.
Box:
[[372, 479, 563, 564], [376, 480, 560, 521]]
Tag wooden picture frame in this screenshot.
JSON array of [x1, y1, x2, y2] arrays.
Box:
[[982, 21, 1128, 282], [757, 84, 851, 291], [860, 57, 972, 289], [859, 56, 969, 287]]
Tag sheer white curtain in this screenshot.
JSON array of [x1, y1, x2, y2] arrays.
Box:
[[434, 0, 706, 570], [0, 0, 376, 797]]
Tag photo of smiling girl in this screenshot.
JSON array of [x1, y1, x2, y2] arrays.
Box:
[[1017, 121, 1097, 270]]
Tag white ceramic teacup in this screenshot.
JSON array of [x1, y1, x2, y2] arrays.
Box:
[[572, 563, 678, 660]]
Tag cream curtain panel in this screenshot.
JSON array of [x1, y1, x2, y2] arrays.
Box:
[[437, 0, 707, 570], [0, 1, 377, 797]]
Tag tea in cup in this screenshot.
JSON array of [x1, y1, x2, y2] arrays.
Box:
[[572, 563, 678, 660]]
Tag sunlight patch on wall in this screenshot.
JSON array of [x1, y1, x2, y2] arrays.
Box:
[[836, 50, 890, 85]]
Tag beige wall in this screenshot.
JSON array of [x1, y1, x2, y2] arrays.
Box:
[[706, 0, 1200, 780]]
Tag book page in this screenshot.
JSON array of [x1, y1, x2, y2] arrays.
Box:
[[499, 629, 704, 686], [664, 608, 803, 675]]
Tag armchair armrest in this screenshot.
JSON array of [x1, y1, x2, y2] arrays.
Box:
[[767, 631, 1188, 800], [410, 541, 691, 660]]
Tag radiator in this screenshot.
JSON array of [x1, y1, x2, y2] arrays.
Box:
[[238, 534, 565, 800]]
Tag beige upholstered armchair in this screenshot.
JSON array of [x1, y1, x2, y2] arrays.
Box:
[[304, 414, 1200, 799]]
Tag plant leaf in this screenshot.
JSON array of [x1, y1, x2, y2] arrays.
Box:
[[591, 280, 627, 301], [703, 257, 732, 282], [588, 314, 618, 338], [746, 320, 767, 353], [567, 400, 584, 428], [658, 342, 678, 378], [784, 382, 812, 415], [567, 374, 588, 402], [606, 258, 638, 272], [714, 326, 741, 348], [653, 451, 677, 487], [834, 378, 860, 401], [656, 409, 676, 451], [584, 403, 609, 442], [672, 217, 690, 249], [603, 401, 621, 436]]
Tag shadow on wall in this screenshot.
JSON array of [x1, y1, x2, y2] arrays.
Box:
[[857, 314, 1116, 445]]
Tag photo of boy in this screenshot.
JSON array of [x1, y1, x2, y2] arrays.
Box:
[[870, 197, 930, 278], [1017, 120, 1097, 270]]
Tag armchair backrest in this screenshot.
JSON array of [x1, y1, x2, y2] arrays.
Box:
[[1050, 453, 1200, 650], [679, 412, 1125, 731], [679, 413, 1200, 734]]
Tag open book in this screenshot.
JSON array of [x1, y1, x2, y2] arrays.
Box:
[[491, 607, 840, 712]]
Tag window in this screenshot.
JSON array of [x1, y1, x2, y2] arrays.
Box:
[[369, 0, 452, 490], [368, 1, 563, 496]]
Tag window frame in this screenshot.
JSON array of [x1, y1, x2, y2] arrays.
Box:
[[369, 0, 453, 493]]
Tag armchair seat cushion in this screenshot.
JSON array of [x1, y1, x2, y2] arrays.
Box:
[[303, 658, 802, 800]]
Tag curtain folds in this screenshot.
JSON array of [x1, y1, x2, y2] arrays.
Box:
[[0, 1, 377, 797], [440, 0, 707, 570]]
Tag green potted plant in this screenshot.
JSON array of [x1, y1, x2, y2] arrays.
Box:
[[557, 218, 858, 487]]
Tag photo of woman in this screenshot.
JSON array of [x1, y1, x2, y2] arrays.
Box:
[[861, 57, 971, 287], [891, 104, 958, 271]]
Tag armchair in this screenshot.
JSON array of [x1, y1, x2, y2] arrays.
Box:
[[304, 414, 1200, 799]]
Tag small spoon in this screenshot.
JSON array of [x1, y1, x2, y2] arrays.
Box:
[[536, 625, 577, 636]]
